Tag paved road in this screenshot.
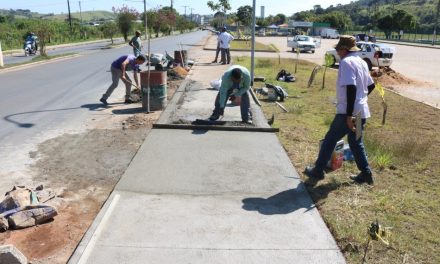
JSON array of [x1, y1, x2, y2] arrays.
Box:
[[255, 37, 440, 86], [0, 30, 208, 191], [3, 39, 125, 65]]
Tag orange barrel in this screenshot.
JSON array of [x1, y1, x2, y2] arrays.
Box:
[[174, 50, 187, 65], [140, 70, 167, 110]]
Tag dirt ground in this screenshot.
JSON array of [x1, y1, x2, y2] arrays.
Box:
[[0, 69, 186, 263]]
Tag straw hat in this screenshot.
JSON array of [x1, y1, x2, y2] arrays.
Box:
[[335, 35, 360, 51]]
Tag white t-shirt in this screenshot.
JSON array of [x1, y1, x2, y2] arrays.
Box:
[[336, 53, 374, 118], [218, 32, 234, 49]]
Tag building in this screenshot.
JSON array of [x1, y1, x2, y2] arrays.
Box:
[[260, 6, 265, 19]]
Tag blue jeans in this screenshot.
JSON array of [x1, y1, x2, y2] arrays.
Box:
[[315, 114, 371, 174], [212, 89, 251, 122]]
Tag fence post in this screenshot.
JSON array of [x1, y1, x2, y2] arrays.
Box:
[[0, 41, 4, 67]]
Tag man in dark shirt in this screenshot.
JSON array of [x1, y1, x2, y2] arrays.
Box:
[[100, 54, 146, 105]]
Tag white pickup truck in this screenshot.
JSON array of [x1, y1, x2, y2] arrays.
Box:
[[287, 35, 320, 53], [326, 41, 396, 70]]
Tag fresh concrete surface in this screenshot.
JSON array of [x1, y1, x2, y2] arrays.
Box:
[[116, 129, 296, 194], [69, 41, 346, 264]]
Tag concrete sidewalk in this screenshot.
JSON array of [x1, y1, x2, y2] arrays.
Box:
[[69, 40, 346, 264]]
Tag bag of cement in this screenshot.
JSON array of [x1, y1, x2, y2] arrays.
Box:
[[210, 79, 222, 90], [8, 205, 58, 229], [0, 186, 34, 214], [150, 53, 164, 65], [0, 215, 8, 231]]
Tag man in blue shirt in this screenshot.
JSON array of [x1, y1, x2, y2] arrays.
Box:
[[209, 65, 252, 124], [100, 54, 146, 105]]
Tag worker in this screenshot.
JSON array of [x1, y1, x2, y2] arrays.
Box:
[[129, 30, 142, 56], [209, 65, 252, 124], [304, 35, 375, 185], [100, 54, 146, 105]]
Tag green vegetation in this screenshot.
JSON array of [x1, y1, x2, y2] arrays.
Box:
[[230, 40, 278, 51], [234, 56, 440, 264], [0, 7, 197, 51]]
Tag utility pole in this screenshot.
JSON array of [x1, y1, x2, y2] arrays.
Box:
[[433, 0, 440, 45], [190, 8, 194, 22], [67, 0, 72, 32], [78, 1, 83, 24], [170, 0, 173, 10], [251, 0, 256, 86], [182, 5, 188, 18]]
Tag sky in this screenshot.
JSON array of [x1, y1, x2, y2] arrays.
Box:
[[1, 0, 354, 16]]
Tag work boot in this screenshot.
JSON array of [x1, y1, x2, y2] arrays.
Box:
[[124, 98, 134, 104], [350, 171, 374, 185], [304, 166, 325, 186], [100, 98, 108, 105], [242, 119, 253, 125], [209, 113, 221, 121]]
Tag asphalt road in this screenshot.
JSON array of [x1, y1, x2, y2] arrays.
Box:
[[0, 30, 208, 167], [3, 39, 125, 65]]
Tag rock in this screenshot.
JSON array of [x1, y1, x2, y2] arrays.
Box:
[[8, 205, 58, 229], [0, 244, 28, 264]]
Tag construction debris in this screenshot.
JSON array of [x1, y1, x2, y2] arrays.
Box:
[[0, 244, 28, 264], [0, 185, 58, 231]]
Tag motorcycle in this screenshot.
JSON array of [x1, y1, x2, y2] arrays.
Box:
[[24, 40, 37, 56]]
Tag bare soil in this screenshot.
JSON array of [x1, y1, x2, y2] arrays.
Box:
[[0, 73, 184, 263]]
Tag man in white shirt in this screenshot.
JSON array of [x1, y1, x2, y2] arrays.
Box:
[[304, 35, 376, 185], [218, 26, 234, 65]]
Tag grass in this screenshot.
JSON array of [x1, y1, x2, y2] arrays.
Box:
[[230, 40, 278, 52], [0, 53, 77, 69], [235, 56, 440, 264]]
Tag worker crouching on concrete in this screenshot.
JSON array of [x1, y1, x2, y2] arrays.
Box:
[[209, 65, 252, 124], [100, 54, 146, 105]]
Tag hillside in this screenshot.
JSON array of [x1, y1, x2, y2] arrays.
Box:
[[0, 9, 115, 22], [49, 10, 116, 22], [339, 0, 438, 28]]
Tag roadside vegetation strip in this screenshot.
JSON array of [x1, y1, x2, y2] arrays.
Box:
[[230, 40, 278, 52], [235, 56, 440, 264], [0, 53, 79, 71]]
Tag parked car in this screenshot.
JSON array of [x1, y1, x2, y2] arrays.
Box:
[[287, 35, 317, 53], [326, 41, 396, 70], [320, 28, 340, 39]]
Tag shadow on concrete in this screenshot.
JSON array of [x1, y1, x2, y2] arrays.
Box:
[[242, 185, 315, 215], [112, 107, 146, 115], [191, 130, 208, 135], [3, 103, 113, 128]]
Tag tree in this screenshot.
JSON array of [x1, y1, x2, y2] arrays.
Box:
[[207, 0, 231, 26], [207, 0, 231, 14], [32, 20, 54, 56], [236, 5, 253, 26], [274, 13, 286, 25], [319, 11, 352, 32], [112, 5, 138, 41], [377, 14, 394, 38], [101, 22, 118, 44]]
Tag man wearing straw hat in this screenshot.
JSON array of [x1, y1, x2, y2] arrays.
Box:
[[304, 35, 376, 185]]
